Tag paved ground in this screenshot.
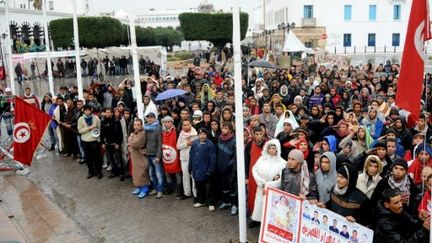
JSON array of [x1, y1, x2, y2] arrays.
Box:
[[0, 151, 259, 243]]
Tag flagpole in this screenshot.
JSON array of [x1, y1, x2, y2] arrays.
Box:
[[42, 0, 54, 96], [5, 0, 15, 95], [232, 2, 247, 242], [72, 0, 83, 101], [128, 8, 144, 120]]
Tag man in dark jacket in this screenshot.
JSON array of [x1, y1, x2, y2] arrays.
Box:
[[73, 100, 85, 164], [374, 188, 430, 243], [189, 128, 216, 211], [371, 158, 420, 217], [144, 112, 163, 198], [100, 108, 124, 180], [216, 122, 237, 215]]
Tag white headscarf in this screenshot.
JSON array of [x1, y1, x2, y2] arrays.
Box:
[[274, 110, 299, 137]]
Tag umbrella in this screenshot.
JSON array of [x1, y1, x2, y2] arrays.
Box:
[[155, 89, 187, 101], [248, 59, 278, 69]]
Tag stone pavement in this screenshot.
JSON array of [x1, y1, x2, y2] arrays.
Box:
[[0, 173, 90, 242], [0, 151, 259, 243]]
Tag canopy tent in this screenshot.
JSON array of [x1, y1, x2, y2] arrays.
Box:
[[282, 31, 314, 54]]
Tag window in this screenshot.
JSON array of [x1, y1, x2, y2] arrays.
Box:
[[393, 5, 401, 20], [369, 5, 377, 21], [305, 42, 313, 48], [368, 33, 376, 47], [304, 5, 313, 19], [392, 33, 400, 46], [344, 5, 352, 21], [343, 34, 352, 47], [49, 0, 54, 10]]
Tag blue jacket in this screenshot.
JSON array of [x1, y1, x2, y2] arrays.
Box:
[[189, 139, 216, 181], [48, 104, 58, 129], [216, 136, 236, 172]]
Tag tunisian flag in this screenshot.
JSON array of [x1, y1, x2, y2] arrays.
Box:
[[162, 128, 181, 173], [396, 0, 431, 119], [13, 97, 51, 166]]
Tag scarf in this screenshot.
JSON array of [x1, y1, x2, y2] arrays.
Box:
[[333, 184, 348, 196], [84, 115, 93, 126], [180, 127, 198, 139], [220, 132, 234, 142], [388, 175, 411, 198], [299, 161, 310, 195], [144, 121, 159, 132]]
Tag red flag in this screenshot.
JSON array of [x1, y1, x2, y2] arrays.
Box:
[[162, 128, 181, 173], [13, 97, 51, 166], [396, 0, 431, 118]]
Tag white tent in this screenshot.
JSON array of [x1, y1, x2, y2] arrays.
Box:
[[282, 31, 314, 54]]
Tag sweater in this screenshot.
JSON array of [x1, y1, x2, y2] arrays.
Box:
[[77, 115, 101, 142]]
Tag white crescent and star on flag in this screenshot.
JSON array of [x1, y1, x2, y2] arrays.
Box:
[[13, 122, 31, 143]]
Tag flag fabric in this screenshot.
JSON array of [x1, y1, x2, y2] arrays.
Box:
[[13, 97, 51, 166], [396, 0, 431, 119], [162, 128, 181, 173]]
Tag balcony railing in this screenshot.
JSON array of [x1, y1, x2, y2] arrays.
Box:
[[301, 18, 316, 27]]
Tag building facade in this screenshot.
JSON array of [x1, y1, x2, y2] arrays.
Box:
[[260, 0, 412, 54]]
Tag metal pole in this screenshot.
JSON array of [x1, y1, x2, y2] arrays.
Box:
[[42, 0, 54, 95], [232, 2, 247, 242], [72, 0, 83, 100], [5, 1, 15, 95], [128, 11, 144, 120]]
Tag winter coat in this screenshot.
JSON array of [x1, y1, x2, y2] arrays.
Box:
[[315, 152, 337, 203], [100, 118, 123, 145], [128, 128, 149, 187], [216, 135, 236, 173], [251, 139, 287, 222], [374, 201, 429, 243], [145, 124, 162, 159], [77, 115, 101, 142], [356, 155, 383, 198], [188, 139, 216, 182], [177, 128, 198, 162], [326, 165, 371, 226]]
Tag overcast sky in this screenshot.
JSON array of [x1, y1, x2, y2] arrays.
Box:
[[88, 0, 262, 27]]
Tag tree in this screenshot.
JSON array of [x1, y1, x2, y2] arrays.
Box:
[[50, 17, 126, 49], [50, 17, 183, 50], [179, 12, 248, 48]]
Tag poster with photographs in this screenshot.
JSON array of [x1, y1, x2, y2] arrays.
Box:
[[259, 187, 302, 243], [299, 201, 373, 243], [259, 188, 374, 243]]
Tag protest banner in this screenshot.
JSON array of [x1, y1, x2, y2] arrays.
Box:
[[259, 187, 374, 243]]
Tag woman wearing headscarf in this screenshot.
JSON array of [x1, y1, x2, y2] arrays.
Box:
[[315, 152, 337, 203], [199, 84, 216, 106], [339, 126, 373, 159], [249, 139, 287, 228], [274, 110, 299, 138], [361, 107, 384, 139], [324, 164, 371, 226], [279, 85, 291, 106], [408, 144, 432, 186]]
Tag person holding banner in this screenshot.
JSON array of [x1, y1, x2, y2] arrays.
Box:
[[249, 139, 286, 228], [277, 149, 318, 200], [324, 164, 371, 226]]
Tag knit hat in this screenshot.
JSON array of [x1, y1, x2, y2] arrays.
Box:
[[283, 118, 292, 125], [288, 149, 304, 163], [161, 116, 174, 123], [337, 165, 358, 192], [198, 127, 209, 137], [391, 158, 408, 170], [415, 144, 432, 157], [373, 141, 386, 149], [193, 110, 203, 117]]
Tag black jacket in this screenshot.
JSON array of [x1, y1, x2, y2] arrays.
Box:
[[374, 201, 429, 243], [101, 118, 123, 145], [326, 188, 371, 226], [370, 176, 420, 217]]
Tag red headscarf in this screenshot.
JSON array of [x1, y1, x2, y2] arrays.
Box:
[[296, 137, 310, 159]]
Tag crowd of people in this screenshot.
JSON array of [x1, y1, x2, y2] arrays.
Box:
[[1, 57, 432, 242]]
